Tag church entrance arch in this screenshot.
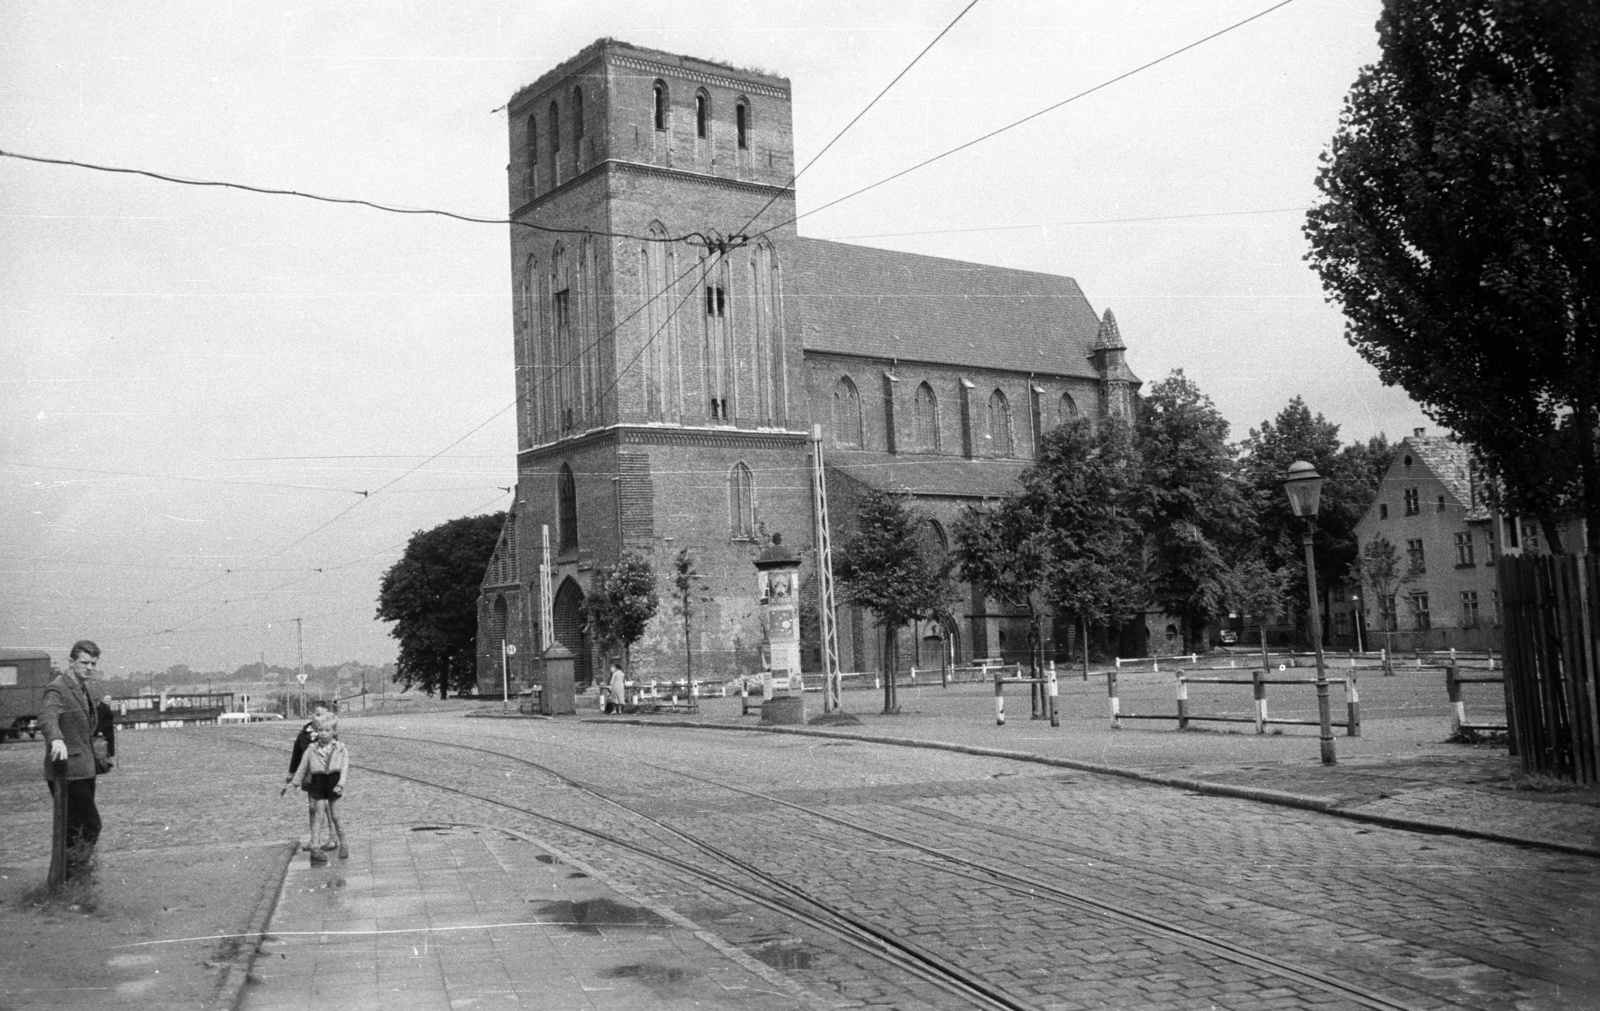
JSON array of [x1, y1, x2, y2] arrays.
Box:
[[552, 578, 592, 685]]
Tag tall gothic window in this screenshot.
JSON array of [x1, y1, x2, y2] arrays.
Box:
[[695, 91, 709, 138], [557, 463, 578, 551], [572, 86, 584, 148], [549, 101, 560, 152], [833, 376, 862, 447], [525, 115, 537, 194], [1058, 392, 1078, 425], [736, 101, 749, 149], [729, 464, 755, 538], [914, 382, 939, 451], [988, 389, 1013, 457], [653, 81, 668, 131]]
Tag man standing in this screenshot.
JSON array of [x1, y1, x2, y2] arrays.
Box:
[[42, 639, 114, 880]]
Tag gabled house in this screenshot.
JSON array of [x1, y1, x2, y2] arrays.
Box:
[[1352, 429, 1501, 651]]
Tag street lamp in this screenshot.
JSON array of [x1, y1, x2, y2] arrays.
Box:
[[1283, 460, 1336, 765]]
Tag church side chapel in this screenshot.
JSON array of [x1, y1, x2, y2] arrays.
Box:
[[476, 39, 1140, 693]]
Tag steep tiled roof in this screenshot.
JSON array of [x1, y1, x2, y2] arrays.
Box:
[[788, 238, 1110, 380], [1405, 435, 1488, 521], [827, 451, 1028, 500]]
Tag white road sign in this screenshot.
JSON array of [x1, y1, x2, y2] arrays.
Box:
[[296, 674, 308, 685]]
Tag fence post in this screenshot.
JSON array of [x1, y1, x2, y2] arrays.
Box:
[[1176, 673, 1189, 730], [1253, 666, 1266, 734], [1446, 659, 1464, 735], [1346, 670, 1360, 737], [741, 679, 750, 716], [1048, 662, 1060, 728], [1107, 668, 1120, 729], [995, 670, 1005, 726], [47, 759, 69, 893]]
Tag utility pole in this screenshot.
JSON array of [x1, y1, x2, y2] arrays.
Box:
[[809, 425, 842, 713], [296, 618, 305, 717]]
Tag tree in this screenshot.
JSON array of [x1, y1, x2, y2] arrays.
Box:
[[952, 495, 1050, 677], [1304, 0, 1600, 553], [671, 549, 712, 683], [1350, 535, 1422, 658], [583, 552, 660, 672], [375, 512, 505, 698], [1027, 418, 1145, 648], [835, 489, 950, 713], [1134, 371, 1255, 652], [1238, 399, 1384, 643]]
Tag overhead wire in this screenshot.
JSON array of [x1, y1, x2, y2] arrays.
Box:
[[0, 148, 721, 250], [729, 0, 982, 241], [824, 206, 1311, 241], [746, 0, 1301, 243]]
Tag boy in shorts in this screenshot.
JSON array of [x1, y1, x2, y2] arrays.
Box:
[[289, 715, 349, 863]]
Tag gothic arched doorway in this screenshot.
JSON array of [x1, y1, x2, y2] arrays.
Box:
[[552, 578, 592, 685]]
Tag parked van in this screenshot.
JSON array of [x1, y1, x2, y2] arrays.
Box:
[[0, 649, 53, 741]]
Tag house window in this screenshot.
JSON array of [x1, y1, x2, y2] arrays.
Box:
[[1403, 488, 1419, 515], [550, 101, 561, 151], [1486, 528, 1497, 566], [736, 102, 749, 149], [729, 463, 755, 538], [1521, 520, 1541, 553], [695, 92, 709, 138], [1506, 515, 1520, 549], [558, 463, 578, 551], [1058, 392, 1078, 426], [913, 382, 939, 451], [1455, 532, 1474, 566], [1461, 591, 1480, 628], [1381, 595, 1398, 632], [1379, 503, 1389, 520], [1437, 495, 1447, 511], [1406, 538, 1425, 573], [572, 87, 584, 146], [987, 389, 1013, 457], [1491, 589, 1501, 625], [1410, 592, 1431, 630], [653, 82, 667, 131], [705, 285, 725, 317], [833, 376, 862, 448]]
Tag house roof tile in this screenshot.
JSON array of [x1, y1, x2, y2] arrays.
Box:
[[1404, 435, 1489, 521]]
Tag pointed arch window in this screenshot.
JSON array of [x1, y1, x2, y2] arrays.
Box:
[[549, 101, 561, 152], [558, 463, 578, 551], [833, 376, 862, 447], [1059, 392, 1078, 426], [914, 382, 939, 451], [735, 101, 749, 149], [572, 87, 584, 147], [730, 463, 755, 538], [525, 114, 538, 190], [988, 389, 1014, 457], [695, 91, 709, 138], [653, 81, 668, 132]]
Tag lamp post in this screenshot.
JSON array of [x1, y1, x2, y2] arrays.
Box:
[[1284, 460, 1336, 766]]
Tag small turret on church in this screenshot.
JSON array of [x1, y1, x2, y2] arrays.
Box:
[[1091, 308, 1138, 418]]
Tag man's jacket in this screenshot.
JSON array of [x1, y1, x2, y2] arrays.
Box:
[[40, 675, 113, 782]]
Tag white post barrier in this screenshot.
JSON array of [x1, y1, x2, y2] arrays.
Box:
[[995, 671, 1006, 726], [1047, 662, 1060, 728]]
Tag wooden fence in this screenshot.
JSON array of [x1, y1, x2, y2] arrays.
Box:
[[1499, 554, 1600, 783]]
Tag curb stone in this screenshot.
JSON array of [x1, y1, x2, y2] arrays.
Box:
[[212, 839, 296, 1011], [591, 717, 1600, 860]]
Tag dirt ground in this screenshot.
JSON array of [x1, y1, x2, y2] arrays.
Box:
[[0, 726, 307, 1009]]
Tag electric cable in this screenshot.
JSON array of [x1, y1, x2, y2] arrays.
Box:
[[824, 206, 1310, 241], [2, 459, 370, 496], [0, 148, 722, 250], [730, 0, 982, 241], [746, 0, 1300, 242]]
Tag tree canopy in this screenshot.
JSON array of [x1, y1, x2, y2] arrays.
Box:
[[583, 552, 660, 670], [1304, 0, 1600, 552], [375, 512, 505, 698]]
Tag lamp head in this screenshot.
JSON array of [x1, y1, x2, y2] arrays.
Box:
[[1283, 460, 1324, 518]]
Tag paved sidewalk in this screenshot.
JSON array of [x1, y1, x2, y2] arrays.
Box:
[[604, 675, 1600, 857], [241, 825, 829, 1011]]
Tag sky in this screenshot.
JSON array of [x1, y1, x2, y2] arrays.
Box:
[[1, 0, 1432, 675]]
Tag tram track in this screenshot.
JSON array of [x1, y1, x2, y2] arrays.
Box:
[[330, 727, 1438, 1011]]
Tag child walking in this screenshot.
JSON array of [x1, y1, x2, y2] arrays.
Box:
[[289, 715, 349, 863]]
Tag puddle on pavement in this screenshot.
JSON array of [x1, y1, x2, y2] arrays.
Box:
[[752, 942, 815, 970], [530, 897, 669, 933], [602, 962, 687, 984], [410, 825, 452, 833], [534, 854, 558, 864], [567, 872, 589, 878]]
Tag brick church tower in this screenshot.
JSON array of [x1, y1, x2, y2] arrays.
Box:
[[480, 40, 815, 687]]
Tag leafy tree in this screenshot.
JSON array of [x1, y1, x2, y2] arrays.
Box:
[[1134, 371, 1255, 652], [671, 549, 712, 683], [835, 489, 950, 713], [583, 552, 660, 671], [952, 495, 1050, 676], [375, 512, 505, 698], [1238, 399, 1384, 642], [1350, 535, 1422, 655], [1304, 0, 1600, 553], [1027, 418, 1145, 642]]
